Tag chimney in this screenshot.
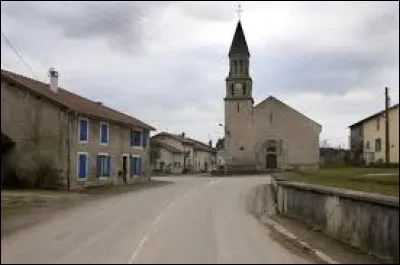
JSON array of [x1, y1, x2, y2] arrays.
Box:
[[209, 140, 212, 147], [181, 132, 185, 138], [49, 67, 59, 93]]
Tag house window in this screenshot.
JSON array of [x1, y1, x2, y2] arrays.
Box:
[[130, 156, 142, 176], [231, 84, 234, 96], [376, 117, 380, 131], [96, 154, 111, 178], [77, 153, 88, 180], [239, 60, 243, 74], [78, 117, 89, 143], [234, 61, 238, 74], [100, 122, 109, 145], [366, 141, 370, 150], [242, 85, 246, 95], [130, 130, 142, 147], [375, 138, 382, 152]]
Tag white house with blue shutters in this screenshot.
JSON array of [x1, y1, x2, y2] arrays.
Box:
[[1, 68, 155, 190]]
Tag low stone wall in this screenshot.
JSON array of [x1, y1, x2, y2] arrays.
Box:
[[273, 179, 399, 263]]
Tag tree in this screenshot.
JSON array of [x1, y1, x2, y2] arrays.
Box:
[[150, 147, 161, 164]]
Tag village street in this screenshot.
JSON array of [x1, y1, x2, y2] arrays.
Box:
[[1, 176, 313, 264]]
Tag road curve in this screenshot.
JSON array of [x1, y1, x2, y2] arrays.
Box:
[[1, 176, 313, 264]]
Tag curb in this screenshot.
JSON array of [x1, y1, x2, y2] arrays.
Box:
[[260, 215, 340, 264]]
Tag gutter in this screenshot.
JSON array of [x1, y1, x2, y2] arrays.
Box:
[[66, 109, 74, 191]]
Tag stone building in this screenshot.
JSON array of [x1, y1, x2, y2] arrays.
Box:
[[151, 132, 216, 174], [1, 68, 155, 189], [223, 21, 322, 173]]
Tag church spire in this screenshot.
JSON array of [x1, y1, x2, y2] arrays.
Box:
[[228, 20, 250, 57]]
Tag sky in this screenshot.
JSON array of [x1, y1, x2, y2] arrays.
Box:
[[1, 1, 399, 148]]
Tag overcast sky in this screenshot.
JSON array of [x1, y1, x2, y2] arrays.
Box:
[[1, 1, 399, 148]]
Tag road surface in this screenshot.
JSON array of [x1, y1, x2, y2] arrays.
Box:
[[1, 176, 313, 264]]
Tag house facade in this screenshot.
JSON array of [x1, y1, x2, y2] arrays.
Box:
[[150, 138, 184, 174], [151, 132, 216, 174], [349, 103, 399, 165], [1, 69, 155, 190]]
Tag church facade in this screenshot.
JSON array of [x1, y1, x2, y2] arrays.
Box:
[[223, 21, 322, 172]]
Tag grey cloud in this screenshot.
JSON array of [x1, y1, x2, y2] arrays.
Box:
[[2, 1, 170, 54], [175, 2, 233, 22]]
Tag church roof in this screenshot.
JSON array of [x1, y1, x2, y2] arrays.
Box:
[[255, 96, 322, 128], [228, 21, 250, 57]]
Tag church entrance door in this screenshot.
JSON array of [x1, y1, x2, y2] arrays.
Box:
[[265, 153, 277, 169]]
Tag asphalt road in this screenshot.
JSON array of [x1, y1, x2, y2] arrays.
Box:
[[1, 176, 313, 264]]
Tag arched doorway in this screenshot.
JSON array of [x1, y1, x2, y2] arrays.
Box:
[[265, 153, 277, 169]]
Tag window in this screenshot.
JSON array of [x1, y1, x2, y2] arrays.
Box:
[[270, 112, 273, 124], [375, 138, 382, 152], [78, 117, 88, 143], [96, 154, 111, 178], [231, 84, 234, 96], [233, 61, 238, 74], [130, 130, 142, 147], [237, 103, 240, 112], [239, 60, 243, 74], [77, 153, 88, 180], [130, 156, 142, 176], [242, 85, 246, 95], [100, 122, 109, 145], [376, 117, 380, 131], [366, 141, 370, 150]]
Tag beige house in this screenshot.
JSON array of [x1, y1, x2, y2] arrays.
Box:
[[222, 21, 322, 173], [150, 138, 184, 174], [1, 68, 155, 190], [151, 132, 216, 174], [349, 103, 399, 165]]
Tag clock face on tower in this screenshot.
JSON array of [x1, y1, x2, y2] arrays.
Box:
[[234, 83, 242, 90]]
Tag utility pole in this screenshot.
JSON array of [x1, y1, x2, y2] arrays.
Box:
[[385, 87, 390, 164]]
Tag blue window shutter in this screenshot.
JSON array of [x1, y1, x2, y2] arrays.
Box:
[[80, 120, 88, 141], [133, 157, 138, 175], [78, 154, 87, 178], [101, 124, 108, 144], [142, 131, 148, 147], [107, 156, 111, 176], [138, 157, 143, 174], [129, 130, 134, 146], [96, 156, 102, 178]]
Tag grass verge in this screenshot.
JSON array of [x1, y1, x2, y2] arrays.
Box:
[[276, 167, 399, 197]]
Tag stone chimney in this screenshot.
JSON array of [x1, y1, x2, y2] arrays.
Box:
[[49, 67, 59, 93]]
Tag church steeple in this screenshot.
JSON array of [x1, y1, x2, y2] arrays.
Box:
[[228, 21, 250, 57]]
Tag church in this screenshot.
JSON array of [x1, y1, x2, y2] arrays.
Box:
[[222, 20, 322, 172]]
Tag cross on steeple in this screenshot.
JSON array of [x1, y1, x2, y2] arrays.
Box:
[[236, 3, 243, 20]]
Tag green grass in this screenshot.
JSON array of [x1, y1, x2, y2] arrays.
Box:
[[276, 167, 399, 197]]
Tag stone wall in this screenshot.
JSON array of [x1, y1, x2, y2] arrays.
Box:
[[273, 179, 399, 263]]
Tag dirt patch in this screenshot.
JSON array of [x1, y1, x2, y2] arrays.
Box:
[[1, 180, 173, 238]]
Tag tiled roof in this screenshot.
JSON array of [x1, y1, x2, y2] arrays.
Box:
[[151, 138, 182, 154], [152, 132, 216, 153], [1, 69, 155, 130], [349, 103, 399, 128]]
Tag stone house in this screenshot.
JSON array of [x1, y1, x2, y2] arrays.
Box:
[[151, 132, 216, 174], [1, 68, 155, 190], [150, 138, 184, 174], [349, 103, 399, 165]]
